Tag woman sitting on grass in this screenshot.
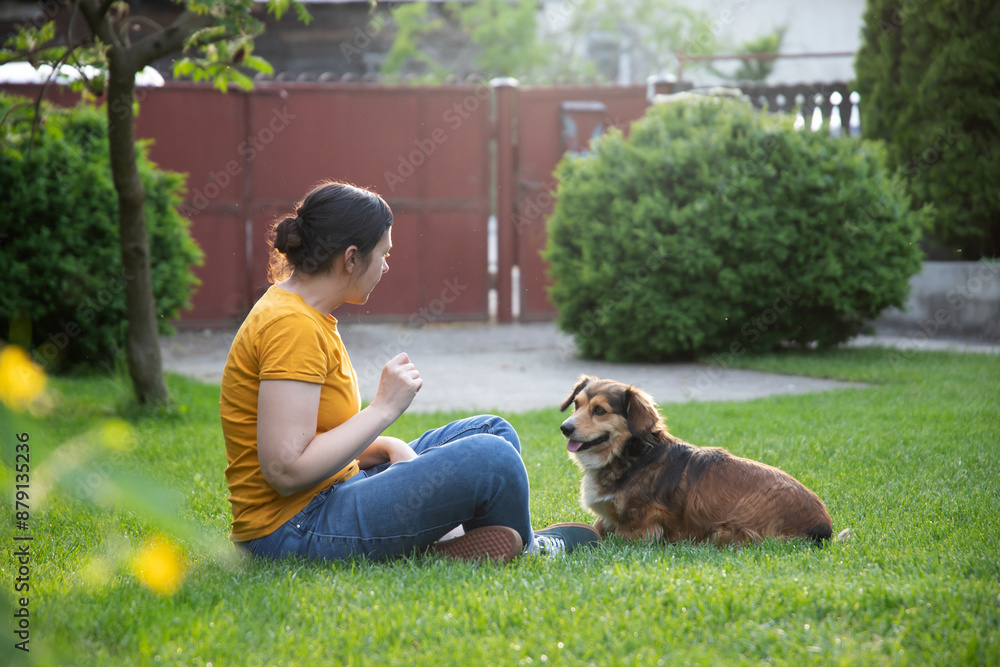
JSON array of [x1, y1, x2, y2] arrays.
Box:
[[220, 180, 598, 562]]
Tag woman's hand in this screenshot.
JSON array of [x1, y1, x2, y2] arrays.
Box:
[[371, 352, 422, 419]]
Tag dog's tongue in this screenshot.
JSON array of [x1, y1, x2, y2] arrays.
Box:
[[567, 439, 583, 452]]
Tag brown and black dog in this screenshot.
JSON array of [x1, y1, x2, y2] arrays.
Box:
[[560, 375, 845, 546]]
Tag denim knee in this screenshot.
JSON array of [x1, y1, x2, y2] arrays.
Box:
[[456, 435, 531, 541], [474, 414, 522, 454], [459, 434, 530, 493]]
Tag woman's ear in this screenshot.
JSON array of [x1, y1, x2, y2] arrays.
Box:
[[342, 245, 360, 274]]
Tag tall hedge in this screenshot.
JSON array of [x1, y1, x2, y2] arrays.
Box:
[[0, 93, 202, 372], [855, 0, 1000, 258], [544, 97, 926, 362]]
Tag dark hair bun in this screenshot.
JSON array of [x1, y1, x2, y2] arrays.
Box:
[[267, 181, 393, 283], [274, 216, 304, 253]]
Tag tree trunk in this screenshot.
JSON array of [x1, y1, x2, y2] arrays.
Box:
[[106, 54, 169, 406]]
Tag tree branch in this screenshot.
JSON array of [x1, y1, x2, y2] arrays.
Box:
[[27, 40, 82, 157], [126, 9, 216, 71], [0, 37, 91, 63], [118, 15, 166, 48], [66, 0, 82, 48], [0, 102, 34, 129], [79, 0, 123, 51], [94, 0, 115, 17]]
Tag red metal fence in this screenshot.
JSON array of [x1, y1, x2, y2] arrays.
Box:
[[2, 80, 661, 326], [136, 82, 496, 326]]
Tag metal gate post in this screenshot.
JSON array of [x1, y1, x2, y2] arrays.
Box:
[[491, 78, 519, 323]]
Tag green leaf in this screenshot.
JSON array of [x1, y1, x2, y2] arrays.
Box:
[[242, 55, 273, 76], [172, 58, 196, 78], [294, 2, 313, 26], [228, 68, 254, 91]]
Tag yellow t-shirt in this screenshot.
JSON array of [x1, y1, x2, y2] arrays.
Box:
[[221, 285, 361, 542]]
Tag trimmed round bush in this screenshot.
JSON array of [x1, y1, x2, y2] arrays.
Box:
[[544, 97, 926, 362], [0, 93, 202, 372]]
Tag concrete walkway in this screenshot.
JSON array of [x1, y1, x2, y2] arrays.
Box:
[[161, 321, 995, 413]]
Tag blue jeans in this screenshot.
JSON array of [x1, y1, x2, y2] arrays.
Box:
[[240, 415, 536, 560]]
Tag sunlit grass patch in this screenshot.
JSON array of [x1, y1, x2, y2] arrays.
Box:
[[3, 349, 997, 665]]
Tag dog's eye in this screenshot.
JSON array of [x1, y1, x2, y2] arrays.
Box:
[[593, 406, 606, 416]]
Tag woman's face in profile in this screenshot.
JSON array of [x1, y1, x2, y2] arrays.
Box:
[[350, 228, 392, 304]]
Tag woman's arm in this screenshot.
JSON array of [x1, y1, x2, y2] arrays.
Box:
[[257, 353, 421, 496], [357, 436, 417, 469]]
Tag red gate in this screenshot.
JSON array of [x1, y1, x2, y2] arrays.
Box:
[[493, 83, 654, 322]]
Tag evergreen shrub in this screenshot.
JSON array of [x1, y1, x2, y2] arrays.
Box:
[[0, 93, 202, 372], [855, 0, 1000, 258], [544, 97, 926, 361]]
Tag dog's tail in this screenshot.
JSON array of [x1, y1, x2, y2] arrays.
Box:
[[808, 525, 852, 547]]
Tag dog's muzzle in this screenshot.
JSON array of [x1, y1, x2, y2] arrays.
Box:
[[561, 419, 609, 452]]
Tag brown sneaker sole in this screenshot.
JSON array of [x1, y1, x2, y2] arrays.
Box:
[[426, 526, 523, 563]]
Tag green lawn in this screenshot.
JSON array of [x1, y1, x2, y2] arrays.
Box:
[[3, 347, 998, 665]]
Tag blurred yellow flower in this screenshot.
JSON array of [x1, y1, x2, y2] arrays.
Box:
[[133, 536, 187, 595], [100, 419, 135, 451], [0, 345, 46, 411]]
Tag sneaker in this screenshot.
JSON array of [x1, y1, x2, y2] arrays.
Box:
[[426, 525, 523, 563], [532, 522, 600, 556]]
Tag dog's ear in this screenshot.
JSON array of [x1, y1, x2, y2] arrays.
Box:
[[561, 375, 596, 412], [625, 385, 661, 439]]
